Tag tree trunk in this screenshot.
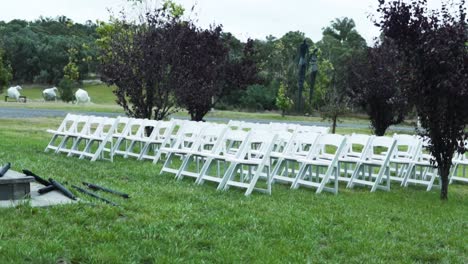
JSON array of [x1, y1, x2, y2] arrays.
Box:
[[332, 115, 337, 134], [281, 110, 285, 117], [191, 111, 206, 122], [439, 165, 450, 200]]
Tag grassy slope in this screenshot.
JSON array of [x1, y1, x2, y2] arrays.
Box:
[[0, 118, 466, 263]]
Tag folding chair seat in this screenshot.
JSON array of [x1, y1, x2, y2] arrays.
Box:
[[45, 114, 88, 153], [337, 134, 373, 183], [67, 116, 119, 161], [270, 131, 321, 185], [139, 120, 177, 163], [389, 134, 421, 184], [195, 129, 251, 186], [112, 118, 148, 157], [53, 114, 92, 154], [450, 140, 468, 184], [161, 124, 228, 180], [347, 136, 397, 192], [218, 129, 279, 195], [291, 134, 347, 194], [401, 136, 440, 190]]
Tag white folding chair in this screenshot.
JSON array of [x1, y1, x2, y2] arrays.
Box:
[[270, 131, 321, 185], [67, 116, 119, 161], [45, 114, 87, 153], [389, 134, 421, 184], [53, 114, 92, 155], [158, 122, 209, 174], [161, 124, 228, 180], [139, 120, 177, 163], [112, 118, 147, 157], [195, 129, 251, 186], [291, 134, 347, 194], [401, 136, 440, 191], [347, 136, 397, 192], [122, 119, 160, 159], [338, 134, 374, 183], [218, 129, 278, 195], [450, 140, 468, 184]]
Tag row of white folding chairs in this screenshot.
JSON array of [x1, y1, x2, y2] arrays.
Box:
[[45, 113, 119, 161], [45, 114, 465, 195], [227, 120, 330, 134], [268, 133, 446, 193], [45, 114, 208, 162]]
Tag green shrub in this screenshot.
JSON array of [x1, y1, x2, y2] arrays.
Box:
[[58, 77, 76, 103], [240, 84, 276, 111]]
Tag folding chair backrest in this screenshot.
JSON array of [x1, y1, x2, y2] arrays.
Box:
[[218, 128, 251, 159], [125, 118, 147, 138], [297, 125, 329, 134], [155, 120, 175, 137], [270, 130, 294, 155], [245, 122, 270, 131], [244, 130, 278, 162], [227, 120, 245, 130], [172, 121, 206, 150], [269, 122, 298, 133], [55, 113, 80, 133], [285, 131, 320, 159], [113, 117, 132, 137], [393, 134, 421, 160], [341, 133, 373, 159], [368, 136, 396, 161], [197, 124, 228, 153], [99, 117, 118, 137], [313, 134, 347, 160], [83, 116, 106, 137]]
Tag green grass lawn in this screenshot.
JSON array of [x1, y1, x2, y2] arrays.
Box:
[[0, 117, 466, 263]]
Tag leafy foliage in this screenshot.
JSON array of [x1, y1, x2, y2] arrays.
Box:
[[99, 9, 178, 120], [275, 82, 293, 116], [170, 22, 229, 121], [377, 0, 468, 199], [0, 48, 12, 93], [317, 18, 366, 131], [58, 77, 76, 103], [348, 40, 409, 136], [0, 17, 98, 84]]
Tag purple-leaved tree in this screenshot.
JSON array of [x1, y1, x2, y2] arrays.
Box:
[[376, 0, 468, 199]]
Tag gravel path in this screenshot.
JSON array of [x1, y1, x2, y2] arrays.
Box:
[[0, 107, 414, 132]]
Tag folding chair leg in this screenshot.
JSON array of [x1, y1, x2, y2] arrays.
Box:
[[244, 163, 269, 196], [347, 162, 363, 188], [217, 163, 238, 191], [291, 164, 308, 189]]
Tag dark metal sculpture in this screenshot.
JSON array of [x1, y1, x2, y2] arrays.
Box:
[[297, 40, 309, 112], [22, 169, 51, 186], [72, 185, 119, 206], [0, 163, 11, 177], [38, 185, 56, 195], [309, 48, 319, 105], [49, 178, 76, 200], [82, 182, 130, 198]]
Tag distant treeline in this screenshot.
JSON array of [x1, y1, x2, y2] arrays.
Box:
[[0, 16, 99, 84], [0, 16, 367, 112]]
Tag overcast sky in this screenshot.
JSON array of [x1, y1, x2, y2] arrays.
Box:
[[0, 0, 450, 45]]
